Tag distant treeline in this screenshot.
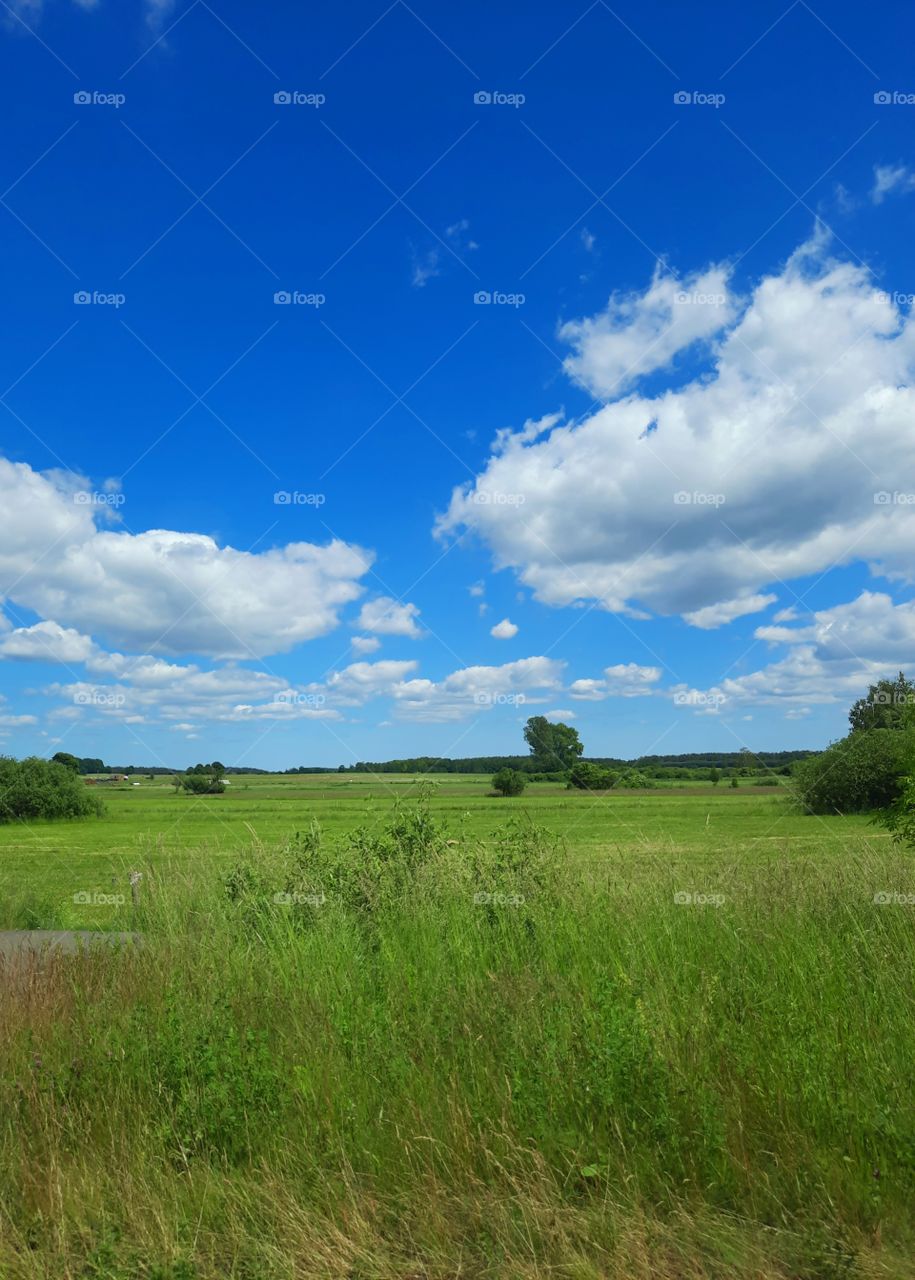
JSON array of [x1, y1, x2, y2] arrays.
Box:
[[285, 749, 817, 777]]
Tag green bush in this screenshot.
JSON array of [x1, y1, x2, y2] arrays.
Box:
[[179, 774, 226, 795], [793, 728, 915, 814], [0, 756, 104, 822], [492, 767, 527, 796]]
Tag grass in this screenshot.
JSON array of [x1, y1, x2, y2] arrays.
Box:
[[1, 780, 912, 1276]]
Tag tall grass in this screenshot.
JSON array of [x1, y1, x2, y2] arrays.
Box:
[[1, 795, 913, 1277]]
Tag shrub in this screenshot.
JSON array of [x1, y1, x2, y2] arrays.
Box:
[[875, 773, 915, 848], [0, 756, 105, 822], [568, 762, 616, 790], [179, 774, 226, 795], [492, 768, 527, 796], [793, 728, 915, 814]]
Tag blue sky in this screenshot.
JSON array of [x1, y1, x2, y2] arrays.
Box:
[[1, 0, 915, 769]]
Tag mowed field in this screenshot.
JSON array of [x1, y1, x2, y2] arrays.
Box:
[[0, 770, 871, 930]]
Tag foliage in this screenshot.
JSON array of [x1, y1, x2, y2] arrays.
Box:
[[491, 767, 527, 796], [848, 671, 915, 733], [793, 728, 915, 814], [51, 751, 81, 773], [0, 756, 105, 822], [568, 761, 615, 790], [523, 715, 584, 771], [875, 773, 915, 849], [179, 774, 226, 795]]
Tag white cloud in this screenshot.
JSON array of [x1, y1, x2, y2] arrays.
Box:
[[392, 656, 564, 722], [559, 263, 736, 398], [683, 592, 777, 630], [351, 635, 381, 655], [544, 708, 575, 721], [0, 621, 98, 664], [871, 164, 915, 204], [0, 458, 372, 659], [490, 617, 518, 639], [570, 662, 662, 700], [438, 232, 915, 622], [355, 596, 422, 638]]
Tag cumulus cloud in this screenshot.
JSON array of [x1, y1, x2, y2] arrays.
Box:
[[355, 596, 422, 638], [490, 617, 518, 639], [570, 662, 662, 700], [683, 592, 777, 630], [673, 591, 915, 712], [0, 621, 98, 664], [392, 656, 564, 722], [0, 458, 372, 659], [351, 635, 381, 654], [870, 164, 915, 204], [559, 263, 735, 398], [438, 232, 915, 623]]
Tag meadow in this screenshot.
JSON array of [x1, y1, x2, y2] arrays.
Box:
[[1, 775, 913, 1278]]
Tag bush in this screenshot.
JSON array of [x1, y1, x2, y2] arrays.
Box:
[[793, 728, 915, 814], [179, 774, 226, 795], [568, 762, 616, 790], [492, 768, 527, 797], [0, 756, 105, 822], [875, 773, 915, 848]]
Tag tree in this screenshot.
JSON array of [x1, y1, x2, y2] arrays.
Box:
[[492, 768, 527, 797], [51, 751, 80, 773], [793, 728, 914, 814], [710, 768, 721, 786], [848, 672, 915, 733], [0, 757, 104, 822], [523, 716, 583, 772], [568, 761, 616, 790]]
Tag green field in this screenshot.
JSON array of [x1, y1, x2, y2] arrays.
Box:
[[2, 777, 913, 1278]]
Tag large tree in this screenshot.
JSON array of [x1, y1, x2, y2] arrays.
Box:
[[848, 672, 915, 733], [523, 715, 583, 771]]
